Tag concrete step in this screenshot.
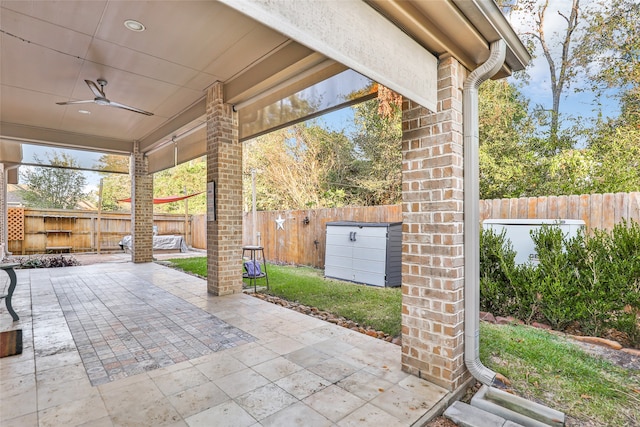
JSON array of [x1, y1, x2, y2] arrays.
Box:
[[444, 401, 525, 427]]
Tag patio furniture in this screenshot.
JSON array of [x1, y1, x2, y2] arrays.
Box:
[[242, 246, 269, 291], [0, 263, 20, 321], [119, 235, 188, 253]]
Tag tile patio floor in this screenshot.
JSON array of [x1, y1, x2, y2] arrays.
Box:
[[0, 260, 449, 426]]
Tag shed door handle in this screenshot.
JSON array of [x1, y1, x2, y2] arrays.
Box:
[[349, 231, 357, 241]]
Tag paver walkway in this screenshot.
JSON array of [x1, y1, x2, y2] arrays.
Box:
[[53, 270, 254, 385], [0, 261, 449, 426]]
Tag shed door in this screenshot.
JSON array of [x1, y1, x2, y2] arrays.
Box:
[[325, 225, 387, 287], [351, 227, 387, 287]]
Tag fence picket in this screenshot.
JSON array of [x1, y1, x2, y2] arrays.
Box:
[[233, 193, 640, 267]]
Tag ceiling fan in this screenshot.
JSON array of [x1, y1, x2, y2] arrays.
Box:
[[56, 79, 153, 116]]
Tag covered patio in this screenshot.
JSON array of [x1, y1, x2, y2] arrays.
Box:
[[1, 0, 531, 424], [1, 261, 447, 426]]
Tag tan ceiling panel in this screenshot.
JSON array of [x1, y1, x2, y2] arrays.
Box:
[[2, 1, 107, 36], [151, 91, 206, 121], [0, 33, 85, 97], [203, 25, 289, 81], [96, 1, 255, 73], [71, 63, 185, 121], [84, 38, 204, 89], [0, 86, 68, 129]]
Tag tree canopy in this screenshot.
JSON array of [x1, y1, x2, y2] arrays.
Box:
[[242, 92, 402, 211], [20, 152, 88, 209]]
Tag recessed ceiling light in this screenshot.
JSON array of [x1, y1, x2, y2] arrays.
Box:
[[78, 109, 91, 114], [124, 19, 145, 32]]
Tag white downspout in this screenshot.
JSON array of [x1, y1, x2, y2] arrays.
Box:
[[463, 39, 506, 386]]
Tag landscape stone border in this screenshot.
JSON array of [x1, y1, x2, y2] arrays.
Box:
[[250, 292, 402, 345]]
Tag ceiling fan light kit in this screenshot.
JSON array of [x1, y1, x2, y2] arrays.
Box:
[[56, 79, 153, 116]]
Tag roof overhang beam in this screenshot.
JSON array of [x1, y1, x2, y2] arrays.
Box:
[[0, 122, 132, 154], [220, 0, 438, 112]]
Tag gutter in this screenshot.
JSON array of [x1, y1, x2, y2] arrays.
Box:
[[460, 42, 567, 426], [463, 39, 506, 386]]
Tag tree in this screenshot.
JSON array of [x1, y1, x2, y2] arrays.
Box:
[[573, 1, 640, 193], [351, 93, 403, 205], [20, 151, 88, 209], [588, 126, 640, 193], [478, 79, 539, 199], [153, 158, 206, 214], [244, 122, 357, 210], [576, 0, 640, 111], [511, 0, 582, 153], [97, 154, 130, 211]]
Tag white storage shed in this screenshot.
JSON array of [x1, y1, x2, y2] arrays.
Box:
[[324, 221, 402, 287]]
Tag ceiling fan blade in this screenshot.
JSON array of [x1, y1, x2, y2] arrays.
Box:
[[56, 100, 95, 105], [108, 101, 154, 116], [85, 80, 105, 98]]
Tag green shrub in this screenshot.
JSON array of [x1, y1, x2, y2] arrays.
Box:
[[479, 227, 518, 315], [578, 221, 640, 342], [15, 254, 80, 268], [529, 225, 584, 330], [480, 220, 640, 347]]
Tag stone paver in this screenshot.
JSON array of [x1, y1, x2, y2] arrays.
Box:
[[0, 261, 449, 426]]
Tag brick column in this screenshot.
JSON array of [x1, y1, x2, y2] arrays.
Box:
[[206, 82, 243, 295], [0, 163, 5, 259], [131, 142, 154, 263], [401, 56, 470, 391]]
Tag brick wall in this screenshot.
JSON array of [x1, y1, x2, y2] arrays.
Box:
[[400, 56, 470, 391], [206, 82, 243, 295], [131, 142, 154, 263]]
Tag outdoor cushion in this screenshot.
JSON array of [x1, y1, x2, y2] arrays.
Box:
[[244, 260, 263, 278]]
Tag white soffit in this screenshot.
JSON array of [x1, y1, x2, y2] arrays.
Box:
[[220, 0, 438, 112]]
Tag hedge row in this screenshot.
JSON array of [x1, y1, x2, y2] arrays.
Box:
[[480, 220, 640, 347]]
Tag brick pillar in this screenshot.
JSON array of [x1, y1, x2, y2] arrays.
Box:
[[0, 163, 5, 259], [400, 56, 470, 391], [131, 142, 154, 263], [206, 82, 243, 295]]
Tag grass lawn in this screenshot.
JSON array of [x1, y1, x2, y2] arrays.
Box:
[[166, 257, 639, 426], [480, 323, 640, 426], [265, 263, 401, 337], [167, 257, 401, 336]]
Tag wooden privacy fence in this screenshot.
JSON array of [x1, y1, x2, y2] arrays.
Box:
[[213, 192, 637, 268], [14, 192, 637, 262], [242, 205, 402, 268], [7, 207, 192, 255], [479, 192, 640, 232]]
